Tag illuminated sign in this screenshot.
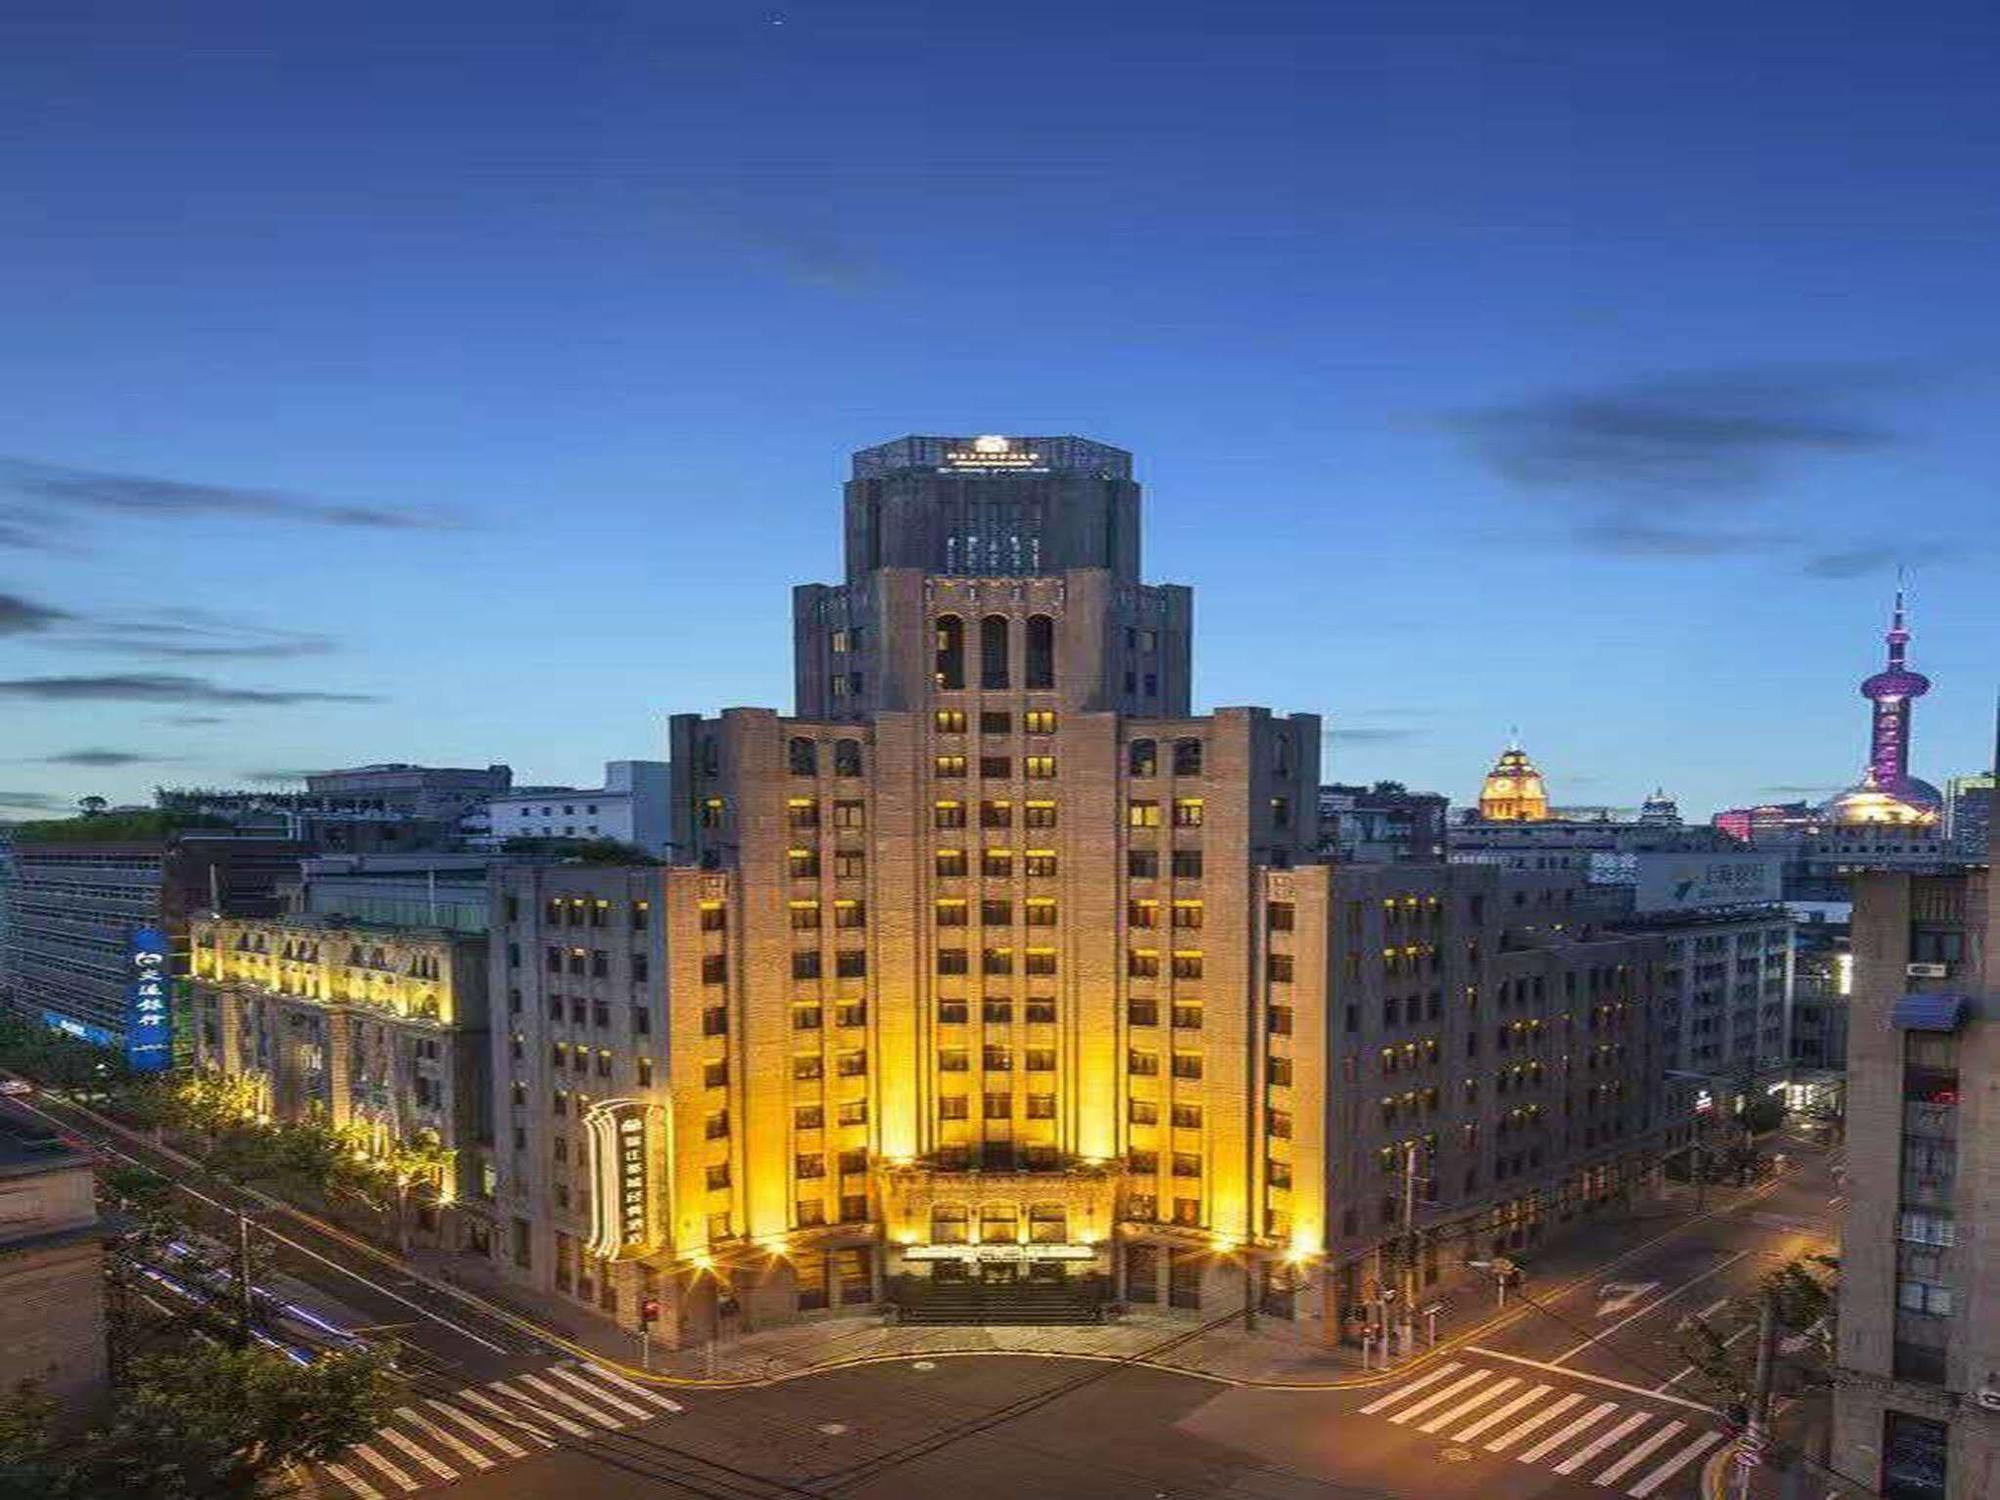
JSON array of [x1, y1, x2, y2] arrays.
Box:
[[126, 926, 173, 1073], [1631, 852, 1782, 913], [902, 1243, 1096, 1261], [585, 1099, 651, 1259], [942, 435, 1044, 470]]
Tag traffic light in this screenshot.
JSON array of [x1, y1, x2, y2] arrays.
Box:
[[640, 1297, 662, 1325]]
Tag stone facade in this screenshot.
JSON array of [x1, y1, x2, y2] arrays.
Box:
[[0, 1105, 108, 1407]]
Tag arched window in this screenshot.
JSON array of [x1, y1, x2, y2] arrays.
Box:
[[788, 736, 818, 776], [931, 1203, 969, 1245], [1129, 739, 1157, 777], [979, 1202, 1019, 1244], [699, 737, 720, 776], [980, 615, 1010, 690], [934, 616, 965, 690], [833, 739, 863, 777], [1029, 1203, 1067, 1244], [1172, 738, 1203, 777], [1025, 615, 1055, 689]]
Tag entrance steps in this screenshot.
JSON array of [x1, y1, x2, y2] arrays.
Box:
[[891, 1280, 1105, 1326]]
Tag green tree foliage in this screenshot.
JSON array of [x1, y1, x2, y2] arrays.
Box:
[[1739, 1094, 1787, 1136], [0, 1015, 130, 1092], [0, 1345, 398, 1499]]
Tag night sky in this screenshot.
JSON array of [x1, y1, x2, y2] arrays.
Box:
[[3, 0, 1996, 819]]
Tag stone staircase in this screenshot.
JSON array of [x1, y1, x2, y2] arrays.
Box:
[[891, 1279, 1106, 1326]]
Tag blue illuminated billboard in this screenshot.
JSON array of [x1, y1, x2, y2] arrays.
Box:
[[127, 926, 173, 1073]]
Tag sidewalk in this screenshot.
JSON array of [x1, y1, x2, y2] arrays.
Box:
[[411, 1172, 1785, 1389]]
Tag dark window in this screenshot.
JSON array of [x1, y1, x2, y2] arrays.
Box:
[[1172, 738, 1203, 776], [934, 615, 965, 689], [1025, 614, 1055, 689], [833, 739, 863, 777], [980, 614, 1010, 689], [788, 737, 818, 776], [1129, 739, 1157, 777]]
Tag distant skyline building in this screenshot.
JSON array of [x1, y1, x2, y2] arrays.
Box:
[[483, 760, 672, 855], [1822, 590, 1942, 828], [1475, 741, 1551, 822]]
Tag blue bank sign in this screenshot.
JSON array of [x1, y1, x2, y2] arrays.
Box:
[[127, 926, 173, 1072]]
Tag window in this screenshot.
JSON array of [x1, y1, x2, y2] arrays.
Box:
[[983, 1044, 1013, 1071], [935, 708, 966, 733], [701, 954, 728, 984], [1173, 901, 1204, 929], [796, 1154, 825, 1179], [1172, 1152, 1201, 1178], [935, 899, 968, 927], [835, 950, 866, 978], [1267, 1108, 1292, 1139], [980, 615, 1010, 689], [1173, 798, 1205, 827], [936, 848, 968, 877], [982, 897, 1013, 925], [1172, 739, 1203, 775], [1022, 800, 1057, 829], [706, 1164, 731, 1190], [1267, 901, 1294, 932], [1025, 1048, 1055, 1071], [938, 1048, 969, 1072], [787, 848, 819, 879], [983, 947, 1014, 976], [1267, 953, 1294, 982], [980, 755, 1012, 779], [1171, 1053, 1204, 1080], [702, 1004, 729, 1036], [1171, 951, 1204, 979], [1129, 799, 1161, 828], [832, 799, 865, 828], [1172, 1002, 1203, 1030], [788, 737, 818, 776], [1025, 898, 1057, 926], [1025, 998, 1056, 1023], [1898, 1210, 1955, 1247], [793, 1004, 822, 1031], [1129, 950, 1160, 978], [938, 1094, 969, 1119], [1129, 740, 1157, 777], [1128, 999, 1159, 1026], [1025, 755, 1056, 779], [838, 1099, 868, 1126], [1024, 948, 1056, 975], [787, 797, 818, 830], [980, 710, 1012, 735], [983, 1093, 1012, 1119], [982, 848, 1014, 878], [834, 900, 866, 929], [790, 900, 821, 930], [1897, 1279, 1952, 1315], [796, 1200, 826, 1227], [792, 951, 821, 980], [937, 948, 968, 975], [833, 739, 863, 777], [1129, 850, 1159, 879], [1025, 710, 1056, 734], [981, 799, 1013, 828], [1128, 1049, 1160, 1076], [1024, 615, 1054, 688], [1025, 850, 1057, 877], [1172, 849, 1203, 879], [934, 615, 965, 689], [980, 1204, 1018, 1243], [934, 800, 966, 829], [793, 1055, 824, 1081]]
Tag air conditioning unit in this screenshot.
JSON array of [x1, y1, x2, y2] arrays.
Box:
[[1974, 1387, 2000, 1413], [1907, 962, 1949, 978]]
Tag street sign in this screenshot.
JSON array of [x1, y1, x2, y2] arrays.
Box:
[[1420, 1301, 1447, 1317]]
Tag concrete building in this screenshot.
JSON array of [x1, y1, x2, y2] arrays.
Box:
[[303, 764, 514, 822], [0, 823, 304, 1061], [1832, 855, 2000, 1500], [1945, 773, 1995, 862], [487, 434, 1682, 1352], [1787, 900, 1852, 1109], [294, 852, 509, 934], [486, 761, 673, 856], [1316, 783, 1447, 863], [0, 1101, 109, 1406], [187, 915, 493, 1250]]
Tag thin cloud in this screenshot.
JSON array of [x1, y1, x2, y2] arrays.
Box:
[[35, 749, 163, 768], [0, 455, 464, 547], [59, 608, 336, 661], [0, 790, 68, 813], [0, 591, 70, 635], [162, 715, 228, 726], [1325, 727, 1423, 744], [243, 769, 319, 784], [1800, 543, 1953, 580], [1761, 783, 1841, 795], [1443, 362, 1912, 563], [0, 673, 376, 705]]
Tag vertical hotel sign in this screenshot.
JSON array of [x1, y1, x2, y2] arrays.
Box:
[[127, 926, 173, 1072], [585, 1099, 651, 1259]]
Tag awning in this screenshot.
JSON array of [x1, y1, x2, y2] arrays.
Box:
[[1891, 993, 1974, 1032]]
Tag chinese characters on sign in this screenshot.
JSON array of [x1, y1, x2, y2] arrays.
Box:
[[126, 926, 173, 1073], [617, 1112, 647, 1248], [585, 1099, 651, 1259]]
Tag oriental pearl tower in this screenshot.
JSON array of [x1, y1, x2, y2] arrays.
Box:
[[1823, 587, 1943, 826]]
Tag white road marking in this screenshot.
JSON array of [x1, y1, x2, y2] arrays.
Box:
[[1468, 1346, 1720, 1414], [581, 1361, 687, 1412], [425, 1397, 534, 1457], [1389, 1370, 1493, 1426], [1517, 1400, 1617, 1464], [1420, 1376, 1520, 1433], [544, 1363, 654, 1419], [1452, 1382, 1550, 1442], [349, 1443, 420, 1492], [322, 1461, 384, 1499], [1694, 1298, 1731, 1322], [462, 1387, 563, 1442], [1555, 1252, 1751, 1364], [394, 1406, 494, 1469], [1627, 1430, 1723, 1497], [517, 1371, 626, 1427], [1553, 1410, 1652, 1474], [376, 1426, 457, 1481], [1359, 1362, 1463, 1415], [1485, 1391, 1583, 1452], [485, 1381, 593, 1437], [1594, 1420, 1686, 1487]]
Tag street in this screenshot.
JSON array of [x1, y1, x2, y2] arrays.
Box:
[[31, 1085, 1838, 1500]]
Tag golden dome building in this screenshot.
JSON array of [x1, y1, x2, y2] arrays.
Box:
[[1478, 741, 1552, 822]]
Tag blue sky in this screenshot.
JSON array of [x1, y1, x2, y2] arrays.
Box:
[[3, 0, 1996, 819]]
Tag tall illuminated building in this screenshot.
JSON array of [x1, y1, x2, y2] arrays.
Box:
[[1823, 589, 1942, 828], [492, 437, 1670, 1347]]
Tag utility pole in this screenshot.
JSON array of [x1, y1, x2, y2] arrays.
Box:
[[1398, 1139, 1421, 1355], [1733, 1291, 1780, 1499]]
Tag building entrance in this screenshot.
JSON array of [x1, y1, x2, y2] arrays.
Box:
[[979, 1259, 1019, 1286]]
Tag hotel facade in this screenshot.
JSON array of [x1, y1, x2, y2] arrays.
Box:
[[491, 436, 1676, 1347]]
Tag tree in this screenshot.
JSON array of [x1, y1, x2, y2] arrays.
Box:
[[1740, 1094, 1786, 1136], [349, 1131, 455, 1253], [76, 796, 107, 818], [59, 1344, 398, 1499]]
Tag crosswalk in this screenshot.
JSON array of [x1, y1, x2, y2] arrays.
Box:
[[1354, 1361, 1724, 1497], [314, 1360, 685, 1497]]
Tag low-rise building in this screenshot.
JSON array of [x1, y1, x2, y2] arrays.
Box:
[[485, 762, 673, 856], [0, 1102, 108, 1406], [1316, 782, 1447, 863], [187, 914, 493, 1252]]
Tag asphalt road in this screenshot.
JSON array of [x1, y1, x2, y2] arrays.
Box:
[[34, 1086, 1839, 1500]]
